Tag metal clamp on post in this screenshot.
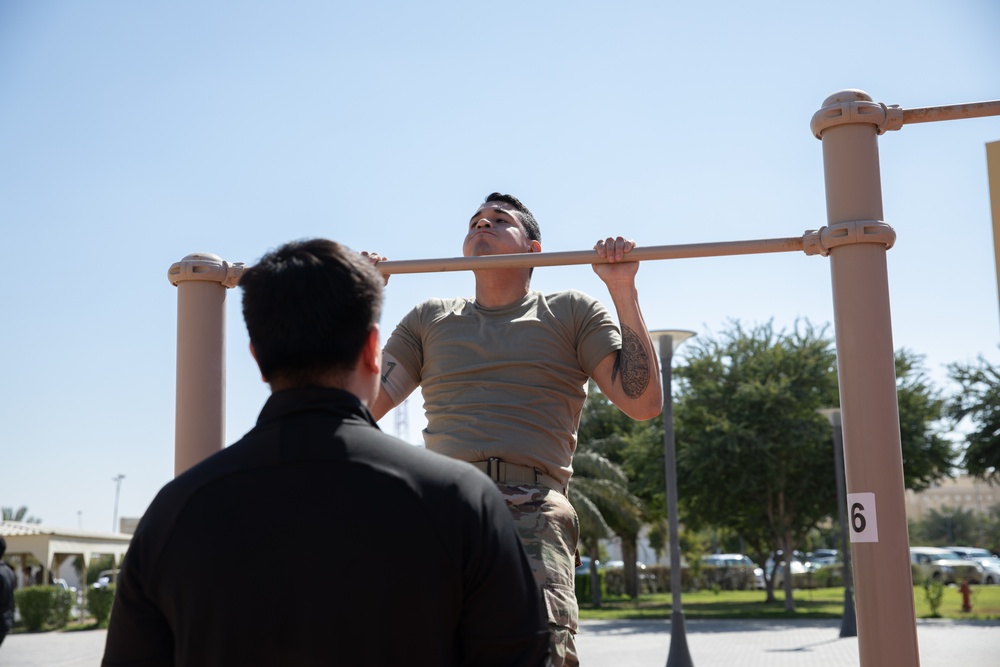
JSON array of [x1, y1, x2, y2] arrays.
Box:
[[811, 100, 904, 139], [802, 221, 896, 257], [167, 253, 246, 288]]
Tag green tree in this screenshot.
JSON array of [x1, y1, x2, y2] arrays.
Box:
[[908, 506, 980, 546], [674, 320, 841, 611], [617, 420, 667, 519], [982, 506, 1000, 554], [947, 354, 1000, 482], [672, 320, 955, 608], [2, 506, 41, 524], [578, 380, 641, 442], [895, 349, 954, 492]]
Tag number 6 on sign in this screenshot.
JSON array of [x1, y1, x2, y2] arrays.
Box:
[[846, 492, 879, 543]]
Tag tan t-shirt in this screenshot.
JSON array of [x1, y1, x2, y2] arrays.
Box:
[[382, 290, 621, 488]]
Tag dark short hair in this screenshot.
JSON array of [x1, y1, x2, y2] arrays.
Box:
[[0, 536, 5, 558], [484, 193, 541, 243], [240, 239, 384, 386]]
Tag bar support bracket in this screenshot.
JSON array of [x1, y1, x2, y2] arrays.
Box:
[[803, 220, 896, 257]]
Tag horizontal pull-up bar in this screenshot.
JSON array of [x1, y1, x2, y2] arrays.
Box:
[[376, 235, 806, 275], [902, 100, 1000, 125]]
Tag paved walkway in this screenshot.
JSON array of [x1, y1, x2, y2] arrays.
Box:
[[577, 618, 1000, 666], [0, 618, 997, 665]]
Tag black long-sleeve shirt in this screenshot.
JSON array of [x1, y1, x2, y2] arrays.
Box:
[[102, 387, 549, 666]]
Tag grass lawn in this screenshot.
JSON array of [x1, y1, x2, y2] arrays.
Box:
[[579, 585, 1000, 621]]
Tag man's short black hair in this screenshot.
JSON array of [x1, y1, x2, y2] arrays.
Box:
[[0, 536, 6, 558], [240, 238, 384, 387], [484, 193, 541, 243]]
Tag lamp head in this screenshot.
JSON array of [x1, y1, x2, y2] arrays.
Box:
[[648, 329, 697, 354]]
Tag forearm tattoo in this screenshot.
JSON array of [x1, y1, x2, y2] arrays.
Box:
[[610, 325, 651, 399]]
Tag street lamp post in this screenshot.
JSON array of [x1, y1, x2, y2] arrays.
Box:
[[819, 408, 857, 638], [649, 329, 696, 667], [112, 474, 125, 533]]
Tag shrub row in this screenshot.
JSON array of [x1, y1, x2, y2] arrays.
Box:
[[12, 584, 116, 632], [12, 586, 74, 631], [576, 563, 847, 602]]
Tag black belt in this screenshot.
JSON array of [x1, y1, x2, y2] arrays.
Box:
[[471, 458, 566, 495]]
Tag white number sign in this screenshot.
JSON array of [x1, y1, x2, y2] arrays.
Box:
[[846, 492, 879, 543]]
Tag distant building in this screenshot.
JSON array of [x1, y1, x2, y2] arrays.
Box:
[[904, 475, 998, 520], [119, 517, 140, 535], [0, 521, 131, 589]]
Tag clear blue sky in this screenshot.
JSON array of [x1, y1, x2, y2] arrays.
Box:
[[2, 1, 998, 532]]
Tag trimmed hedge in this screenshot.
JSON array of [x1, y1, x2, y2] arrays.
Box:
[[50, 587, 74, 628], [13, 585, 76, 631], [13, 586, 56, 632], [696, 564, 758, 591], [576, 563, 849, 602], [643, 565, 673, 593], [575, 568, 605, 601], [88, 585, 116, 627], [602, 567, 660, 596], [806, 564, 845, 589]]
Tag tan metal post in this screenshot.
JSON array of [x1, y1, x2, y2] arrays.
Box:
[[167, 253, 244, 477], [811, 90, 920, 666], [988, 141, 1000, 321]]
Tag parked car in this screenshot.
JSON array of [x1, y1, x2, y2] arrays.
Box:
[[766, 551, 808, 588], [702, 553, 757, 569], [603, 560, 650, 573], [576, 556, 602, 576], [805, 549, 839, 569], [806, 549, 839, 568], [93, 569, 121, 589], [972, 557, 1000, 585], [603, 560, 628, 569], [944, 546, 995, 560], [52, 579, 76, 598], [909, 547, 983, 584], [701, 553, 765, 589]]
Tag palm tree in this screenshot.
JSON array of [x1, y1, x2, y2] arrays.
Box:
[[570, 446, 644, 603], [573, 382, 653, 601], [2, 506, 41, 523], [568, 453, 612, 608]]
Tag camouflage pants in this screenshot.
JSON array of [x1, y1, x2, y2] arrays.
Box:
[[498, 483, 580, 667]]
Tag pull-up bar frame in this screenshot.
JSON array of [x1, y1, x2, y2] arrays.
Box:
[[169, 91, 1000, 667]]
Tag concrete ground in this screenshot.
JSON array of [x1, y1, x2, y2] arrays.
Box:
[[576, 618, 1000, 666], [1, 618, 997, 665]]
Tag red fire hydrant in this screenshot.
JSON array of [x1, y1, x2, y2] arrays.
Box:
[[959, 579, 973, 613]]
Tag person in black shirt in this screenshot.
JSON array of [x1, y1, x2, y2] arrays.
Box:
[[102, 238, 549, 667], [0, 537, 16, 647]]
